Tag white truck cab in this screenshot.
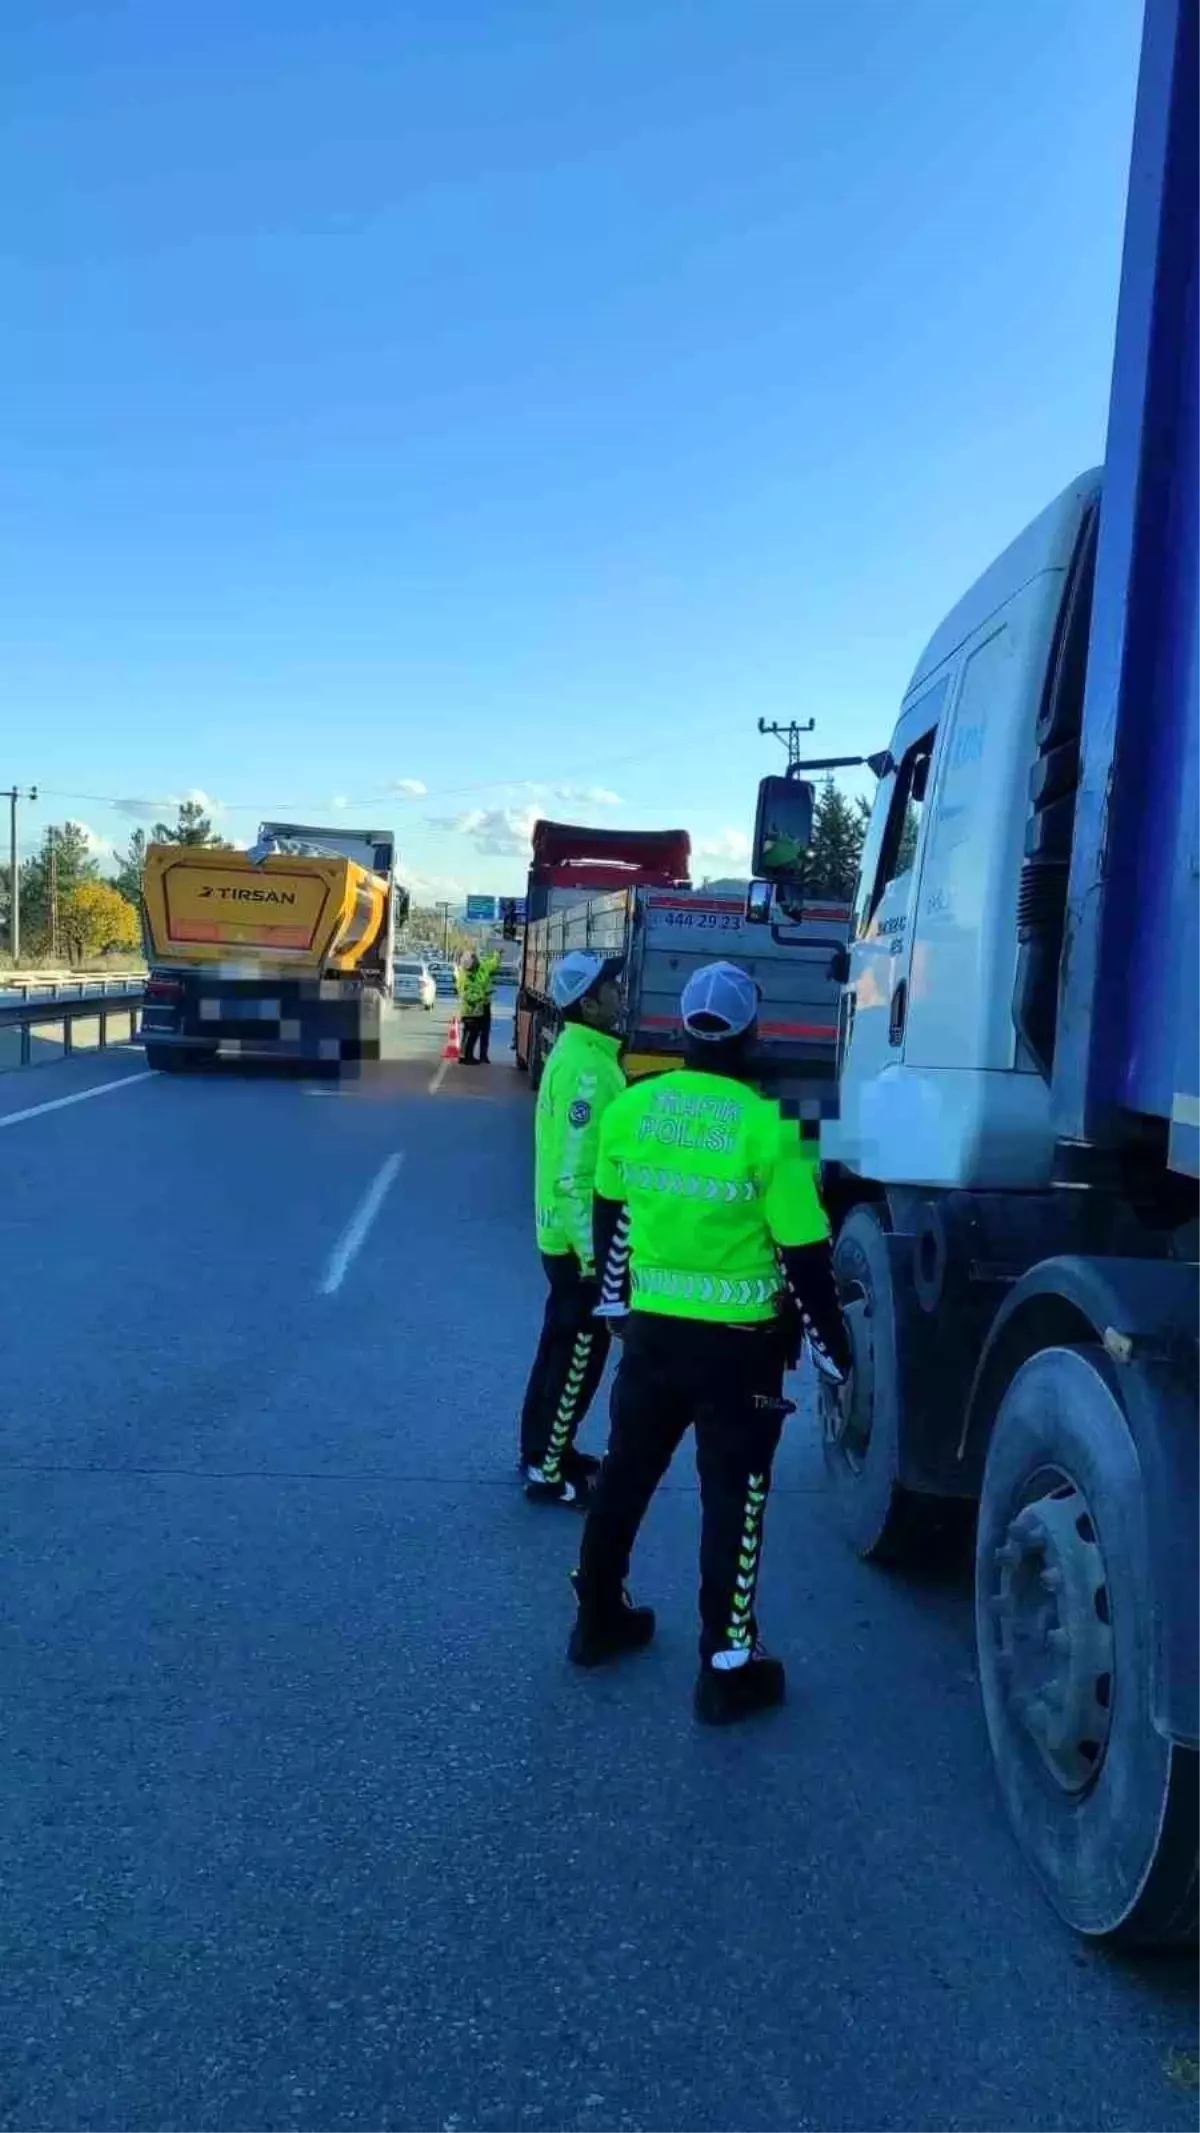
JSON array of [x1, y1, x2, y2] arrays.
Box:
[[822, 472, 1101, 1190]]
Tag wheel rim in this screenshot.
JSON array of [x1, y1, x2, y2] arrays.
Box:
[[822, 1284, 871, 1473], [986, 1467, 1115, 1793]]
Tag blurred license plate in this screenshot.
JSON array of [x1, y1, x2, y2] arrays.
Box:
[[223, 998, 280, 1021]]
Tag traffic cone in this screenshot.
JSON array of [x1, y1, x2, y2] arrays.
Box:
[[442, 1016, 460, 1061]]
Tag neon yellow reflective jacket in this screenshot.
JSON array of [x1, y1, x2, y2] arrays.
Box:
[[595, 1069, 828, 1323], [456, 952, 500, 1015], [535, 1023, 626, 1269]]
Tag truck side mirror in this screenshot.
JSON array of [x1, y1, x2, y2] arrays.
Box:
[[394, 889, 411, 927], [752, 775, 815, 882], [744, 880, 773, 925], [827, 945, 850, 985]]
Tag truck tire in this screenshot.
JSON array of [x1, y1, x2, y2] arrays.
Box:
[[821, 1204, 936, 1562], [145, 1045, 202, 1074], [975, 1343, 1198, 1946]]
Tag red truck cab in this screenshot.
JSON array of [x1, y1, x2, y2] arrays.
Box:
[[514, 820, 691, 1070]]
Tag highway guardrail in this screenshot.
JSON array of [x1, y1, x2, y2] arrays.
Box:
[[0, 983, 144, 1067], [0, 975, 146, 1000]]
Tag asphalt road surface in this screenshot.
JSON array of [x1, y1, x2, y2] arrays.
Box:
[[1, 994, 1196, 2132]]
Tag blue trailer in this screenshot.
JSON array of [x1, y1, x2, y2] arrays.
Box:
[[795, 0, 1197, 1942]]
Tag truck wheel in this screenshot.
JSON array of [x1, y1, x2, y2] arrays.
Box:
[[820, 1204, 933, 1561], [975, 1344, 1198, 1945], [145, 1045, 200, 1074]]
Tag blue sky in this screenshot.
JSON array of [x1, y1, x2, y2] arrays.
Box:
[[3, 0, 1143, 901]]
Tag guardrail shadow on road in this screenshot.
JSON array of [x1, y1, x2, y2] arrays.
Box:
[[0, 990, 143, 1074]]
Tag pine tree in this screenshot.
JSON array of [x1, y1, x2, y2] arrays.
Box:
[[803, 778, 869, 900], [19, 823, 100, 955], [113, 828, 148, 904], [152, 800, 229, 847]]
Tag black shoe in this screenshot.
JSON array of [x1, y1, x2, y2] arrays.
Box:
[[524, 1467, 592, 1509], [567, 1583, 656, 1669], [562, 1448, 602, 1485], [694, 1647, 786, 1726]]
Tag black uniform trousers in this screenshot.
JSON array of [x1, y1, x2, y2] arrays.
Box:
[[460, 1003, 492, 1062], [577, 1312, 791, 1661], [519, 1253, 612, 1479]]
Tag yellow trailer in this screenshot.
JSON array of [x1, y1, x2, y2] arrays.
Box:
[[139, 825, 406, 1072]]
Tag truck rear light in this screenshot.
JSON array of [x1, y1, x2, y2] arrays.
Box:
[[144, 977, 183, 1004]]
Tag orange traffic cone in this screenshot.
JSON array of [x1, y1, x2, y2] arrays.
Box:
[[442, 1015, 460, 1061]]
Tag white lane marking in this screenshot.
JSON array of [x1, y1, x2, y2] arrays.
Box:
[[428, 1058, 451, 1095], [0, 1071, 154, 1131], [319, 1151, 404, 1296]]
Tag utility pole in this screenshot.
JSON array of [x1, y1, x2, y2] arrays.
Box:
[[757, 717, 815, 771], [48, 824, 60, 964], [436, 901, 451, 957], [3, 784, 37, 964]]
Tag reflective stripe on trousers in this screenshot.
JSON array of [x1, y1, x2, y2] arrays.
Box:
[[542, 1328, 594, 1482], [726, 1472, 768, 1651]]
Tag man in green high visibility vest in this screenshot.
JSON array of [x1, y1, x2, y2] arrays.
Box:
[[520, 948, 626, 1506], [568, 959, 851, 1724], [455, 949, 501, 1063]]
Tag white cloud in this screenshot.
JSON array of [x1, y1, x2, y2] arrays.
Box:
[[330, 795, 349, 812], [695, 827, 752, 866], [71, 819, 117, 862], [389, 778, 427, 798], [113, 788, 225, 823], [554, 783, 621, 808], [406, 869, 467, 905], [427, 804, 539, 857]]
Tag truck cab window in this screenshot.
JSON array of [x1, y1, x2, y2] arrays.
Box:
[[866, 729, 935, 928]]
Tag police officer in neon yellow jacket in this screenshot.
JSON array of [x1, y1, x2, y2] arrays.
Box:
[[568, 959, 851, 1723], [520, 949, 626, 1506], [455, 949, 501, 1063]]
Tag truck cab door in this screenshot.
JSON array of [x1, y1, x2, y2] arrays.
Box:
[[827, 689, 944, 1175]]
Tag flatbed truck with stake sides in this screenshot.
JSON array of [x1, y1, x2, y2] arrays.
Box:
[[520, 880, 849, 1112]]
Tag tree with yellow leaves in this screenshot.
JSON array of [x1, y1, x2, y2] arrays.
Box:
[[60, 880, 141, 966]]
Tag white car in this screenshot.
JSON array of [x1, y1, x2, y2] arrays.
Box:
[[394, 958, 436, 1010]]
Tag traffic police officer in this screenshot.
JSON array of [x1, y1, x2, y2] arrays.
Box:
[[456, 949, 501, 1063], [569, 959, 852, 1722], [520, 948, 626, 1506]]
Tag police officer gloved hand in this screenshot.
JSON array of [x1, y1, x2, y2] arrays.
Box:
[[778, 1240, 853, 1385], [518, 949, 627, 1507]]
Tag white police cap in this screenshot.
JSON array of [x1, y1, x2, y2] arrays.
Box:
[[550, 949, 619, 1011], [680, 959, 760, 1040]]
